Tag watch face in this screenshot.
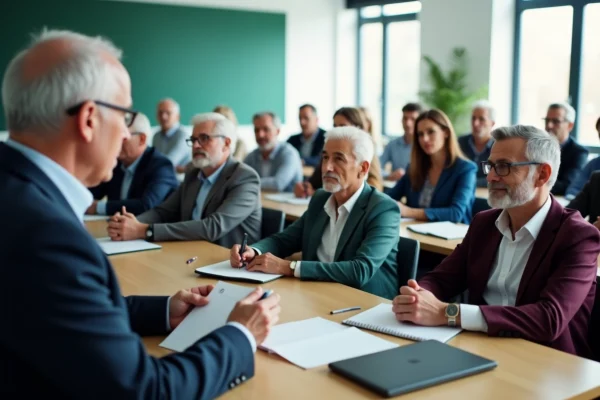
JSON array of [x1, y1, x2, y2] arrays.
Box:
[[146, 229, 153, 237], [447, 304, 459, 317]]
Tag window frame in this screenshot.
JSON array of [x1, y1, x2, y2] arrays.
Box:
[[357, 4, 420, 137]]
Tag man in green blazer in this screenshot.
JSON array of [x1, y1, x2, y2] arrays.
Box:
[[230, 126, 400, 299]]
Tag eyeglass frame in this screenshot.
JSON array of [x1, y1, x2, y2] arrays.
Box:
[[185, 134, 227, 147], [480, 161, 542, 177], [542, 117, 569, 125], [66, 100, 139, 127]]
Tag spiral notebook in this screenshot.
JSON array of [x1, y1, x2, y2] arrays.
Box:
[[342, 304, 462, 343]]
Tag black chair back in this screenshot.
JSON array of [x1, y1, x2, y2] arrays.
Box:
[[396, 237, 420, 288], [261, 207, 285, 239]]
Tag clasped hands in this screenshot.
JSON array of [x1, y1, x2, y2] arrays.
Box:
[[106, 206, 148, 241], [392, 280, 449, 326]]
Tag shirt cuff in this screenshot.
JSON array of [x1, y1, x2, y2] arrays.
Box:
[[460, 304, 488, 332], [96, 201, 107, 215], [166, 296, 171, 331], [227, 322, 257, 353], [294, 261, 302, 278], [565, 193, 575, 200], [252, 247, 262, 255]]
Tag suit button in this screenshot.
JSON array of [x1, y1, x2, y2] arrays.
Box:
[[235, 378, 241, 385], [241, 375, 247, 382], [229, 382, 235, 389]]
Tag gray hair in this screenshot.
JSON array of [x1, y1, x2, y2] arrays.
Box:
[[2, 29, 123, 133], [472, 99, 496, 122], [549, 101, 576, 123], [492, 125, 561, 188], [129, 112, 152, 137], [324, 126, 374, 166], [190, 112, 237, 150], [158, 98, 180, 114], [253, 111, 282, 129]]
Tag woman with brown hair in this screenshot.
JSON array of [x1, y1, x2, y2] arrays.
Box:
[[388, 109, 477, 223], [293, 106, 384, 197], [213, 104, 247, 162]]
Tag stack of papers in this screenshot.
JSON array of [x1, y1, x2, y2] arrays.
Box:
[[407, 222, 469, 240], [264, 192, 311, 205], [83, 215, 108, 222], [195, 260, 283, 283], [96, 237, 161, 255], [260, 317, 397, 369]]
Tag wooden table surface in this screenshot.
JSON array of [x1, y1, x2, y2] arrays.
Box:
[[104, 240, 600, 400]]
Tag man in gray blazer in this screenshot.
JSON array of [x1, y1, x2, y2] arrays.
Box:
[[152, 98, 191, 173], [244, 112, 303, 192], [108, 112, 261, 247]]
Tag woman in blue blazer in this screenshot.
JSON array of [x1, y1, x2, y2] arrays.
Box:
[[388, 109, 477, 224]]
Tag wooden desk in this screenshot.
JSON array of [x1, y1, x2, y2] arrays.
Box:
[[109, 241, 600, 400], [261, 192, 307, 221], [302, 165, 314, 178]]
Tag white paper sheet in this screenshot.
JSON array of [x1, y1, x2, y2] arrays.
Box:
[[96, 237, 161, 255], [195, 260, 283, 283], [264, 192, 311, 205], [84, 215, 108, 222], [407, 221, 469, 240], [160, 281, 255, 352]]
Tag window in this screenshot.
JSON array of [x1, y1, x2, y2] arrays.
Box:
[[357, 1, 421, 137], [513, 0, 600, 147]]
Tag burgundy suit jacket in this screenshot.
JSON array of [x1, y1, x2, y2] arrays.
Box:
[[419, 196, 600, 358]]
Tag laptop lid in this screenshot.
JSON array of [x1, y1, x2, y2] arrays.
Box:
[[329, 340, 497, 397]]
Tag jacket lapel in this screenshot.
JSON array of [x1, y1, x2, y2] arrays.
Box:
[[202, 159, 235, 215], [306, 208, 329, 260], [333, 184, 371, 261], [469, 223, 503, 303], [430, 163, 453, 204], [128, 148, 152, 197], [515, 196, 562, 302], [181, 171, 202, 220]]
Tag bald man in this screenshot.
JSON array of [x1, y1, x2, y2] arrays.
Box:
[[152, 98, 191, 173], [87, 112, 179, 215], [0, 30, 280, 399]]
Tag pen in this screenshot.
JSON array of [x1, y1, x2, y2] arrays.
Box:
[[259, 289, 273, 300], [330, 306, 361, 315], [239, 233, 248, 269], [185, 256, 197, 264]]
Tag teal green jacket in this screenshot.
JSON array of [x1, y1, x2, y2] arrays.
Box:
[[253, 184, 399, 299]]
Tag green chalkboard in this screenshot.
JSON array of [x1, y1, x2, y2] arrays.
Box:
[[0, 0, 285, 129]]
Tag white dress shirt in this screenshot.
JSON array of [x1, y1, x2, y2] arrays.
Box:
[[293, 181, 365, 278], [460, 195, 552, 332]]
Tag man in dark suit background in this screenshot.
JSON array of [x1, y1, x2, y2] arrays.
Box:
[[287, 104, 326, 167], [0, 29, 280, 399], [544, 101, 588, 195], [567, 171, 600, 231], [392, 125, 599, 358], [87, 112, 179, 216]]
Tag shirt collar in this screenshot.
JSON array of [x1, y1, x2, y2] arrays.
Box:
[[197, 158, 227, 185], [5, 138, 93, 223], [121, 151, 144, 175], [560, 136, 571, 148], [300, 130, 319, 145], [495, 194, 552, 241], [468, 135, 494, 153], [263, 142, 282, 161], [164, 123, 181, 138], [323, 180, 365, 220]]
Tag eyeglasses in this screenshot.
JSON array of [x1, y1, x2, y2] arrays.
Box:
[[481, 161, 542, 177], [66, 100, 138, 127], [185, 134, 226, 146], [542, 117, 568, 125]]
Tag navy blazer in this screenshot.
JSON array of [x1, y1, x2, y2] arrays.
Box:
[[552, 136, 588, 196], [0, 143, 253, 399], [89, 147, 179, 215], [287, 128, 326, 167], [388, 157, 477, 223]]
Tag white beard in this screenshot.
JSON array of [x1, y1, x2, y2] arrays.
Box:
[[322, 173, 344, 193], [488, 170, 536, 209], [192, 156, 212, 169]]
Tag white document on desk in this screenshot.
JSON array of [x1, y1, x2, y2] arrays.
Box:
[[96, 237, 161, 255], [160, 281, 254, 352], [83, 215, 108, 222], [195, 260, 283, 283], [259, 317, 397, 369], [264, 192, 311, 205], [407, 221, 469, 240]]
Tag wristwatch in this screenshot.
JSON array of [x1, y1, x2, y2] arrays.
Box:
[[289, 261, 298, 272], [445, 303, 460, 327], [145, 224, 154, 242]]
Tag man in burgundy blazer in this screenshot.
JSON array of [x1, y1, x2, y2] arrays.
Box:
[[393, 125, 600, 359]]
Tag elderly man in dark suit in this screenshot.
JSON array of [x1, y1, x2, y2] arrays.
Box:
[[287, 104, 326, 167], [87, 112, 178, 215], [0, 29, 280, 399], [392, 125, 599, 358], [108, 112, 261, 247]]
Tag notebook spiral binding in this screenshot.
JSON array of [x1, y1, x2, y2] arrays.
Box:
[[343, 320, 423, 342]]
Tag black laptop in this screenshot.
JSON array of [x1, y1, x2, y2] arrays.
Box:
[[329, 340, 497, 397]]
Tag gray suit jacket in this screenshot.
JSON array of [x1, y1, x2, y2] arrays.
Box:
[[152, 125, 191, 168], [138, 158, 261, 247], [567, 170, 600, 224], [244, 142, 303, 192]]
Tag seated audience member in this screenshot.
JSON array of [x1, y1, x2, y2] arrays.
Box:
[[358, 106, 381, 154], [567, 171, 600, 230], [230, 127, 399, 300], [392, 125, 600, 358], [87, 112, 178, 216], [108, 112, 261, 247], [294, 107, 384, 197], [213, 104, 247, 162], [544, 101, 588, 195], [152, 98, 191, 173], [287, 104, 326, 167], [565, 116, 600, 199], [388, 109, 477, 224], [458, 100, 496, 187], [244, 111, 303, 192], [380, 103, 423, 182], [0, 29, 280, 398]]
